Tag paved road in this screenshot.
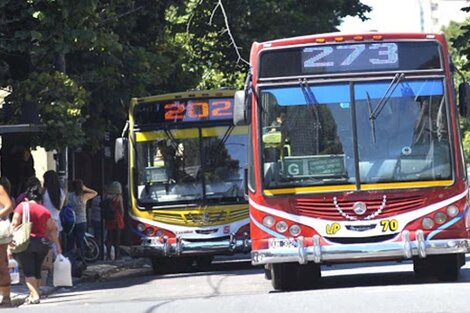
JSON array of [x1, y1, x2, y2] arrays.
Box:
[[13, 255, 470, 313]]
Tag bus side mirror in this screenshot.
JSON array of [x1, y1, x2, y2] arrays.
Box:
[[243, 167, 249, 200], [233, 90, 251, 126], [115, 137, 128, 163], [458, 82, 470, 117]]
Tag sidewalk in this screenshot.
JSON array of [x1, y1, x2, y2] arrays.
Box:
[[10, 256, 149, 306]]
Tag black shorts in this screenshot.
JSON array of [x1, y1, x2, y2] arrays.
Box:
[[14, 237, 50, 279]]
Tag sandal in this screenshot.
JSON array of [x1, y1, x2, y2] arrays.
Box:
[[0, 297, 12, 308], [24, 296, 40, 305]]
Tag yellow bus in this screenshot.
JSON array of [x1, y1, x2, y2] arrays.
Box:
[[117, 89, 250, 273]]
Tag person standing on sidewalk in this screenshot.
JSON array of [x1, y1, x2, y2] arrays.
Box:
[[104, 181, 124, 260], [11, 182, 61, 305], [0, 177, 14, 307], [42, 170, 66, 256], [66, 179, 97, 257]]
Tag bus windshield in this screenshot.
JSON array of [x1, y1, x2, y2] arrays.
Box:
[[135, 126, 247, 205], [260, 78, 451, 189]]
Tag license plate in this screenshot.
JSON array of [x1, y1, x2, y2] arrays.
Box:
[[268, 238, 298, 249]]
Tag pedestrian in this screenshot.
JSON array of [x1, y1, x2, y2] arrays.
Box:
[[89, 192, 103, 251], [42, 170, 66, 256], [0, 177, 14, 307], [15, 175, 39, 204], [104, 181, 124, 260], [10, 181, 61, 305], [66, 179, 97, 257]]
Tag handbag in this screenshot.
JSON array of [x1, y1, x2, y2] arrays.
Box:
[[0, 218, 12, 244], [53, 254, 73, 287], [10, 202, 32, 253]]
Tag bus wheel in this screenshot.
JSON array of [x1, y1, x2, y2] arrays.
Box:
[[271, 262, 321, 291], [264, 264, 272, 280], [150, 257, 194, 275], [434, 253, 465, 282], [195, 256, 214, 270], [413, 258, 434, 278]]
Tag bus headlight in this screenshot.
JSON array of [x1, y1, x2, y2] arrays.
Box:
[[263, 216, 275, 227], [289, 224, 301, 236], [422, 217, 434, 229], [145, 227, 154, 236], [275, 221, 288, 233], [137, 223, 145, 232], [434, 212, 447, 224], [446, 205, 459, 217], [155, 230, 164, 237]]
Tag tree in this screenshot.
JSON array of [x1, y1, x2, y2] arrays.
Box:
[[0, 0, 370, 153], [168, 0, 371, 89], [0, 0, 197, 152], [445, 14, 470, 162]]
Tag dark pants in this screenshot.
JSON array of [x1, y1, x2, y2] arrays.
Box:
[[14, 237, 50, 279], [106, 229, 121, 259], [66, 222, 87, 257]]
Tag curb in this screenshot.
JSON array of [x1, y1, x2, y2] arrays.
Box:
[[11, 256, 149, 307]]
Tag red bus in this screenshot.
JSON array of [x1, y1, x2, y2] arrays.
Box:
[[233, 32, 470, 290]]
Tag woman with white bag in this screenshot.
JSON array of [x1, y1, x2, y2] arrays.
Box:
[[11, 181, 61, 305], [0, 177, 14, 308]]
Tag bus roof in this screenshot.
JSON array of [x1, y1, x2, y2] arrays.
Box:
[[254, 32, 446, 49], [131, 89, 236, 106]]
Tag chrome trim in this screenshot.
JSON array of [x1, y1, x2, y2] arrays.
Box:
[[129, 234, 251, 257], [251, 231, 470, 265]]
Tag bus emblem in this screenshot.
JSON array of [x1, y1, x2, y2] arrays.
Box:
[[353, 202, 367, 215]]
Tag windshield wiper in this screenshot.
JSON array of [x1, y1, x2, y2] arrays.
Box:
[[299, 79, 320, 154], [369, 73, 405, 121], [366, 92, 377, 144]]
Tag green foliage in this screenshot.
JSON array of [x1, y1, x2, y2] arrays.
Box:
[[6, 71, 88, 150], [168, 0, 371, 89], [446, 13, 470, 163], [0, 0, 370, 152]]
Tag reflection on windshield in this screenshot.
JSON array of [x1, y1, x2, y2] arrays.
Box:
[[260, 79, 451, 189], [135, 127, 247, 204]]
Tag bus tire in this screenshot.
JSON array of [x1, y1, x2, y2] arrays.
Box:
[[271, 262, 321, 291], [434, 253, 464, 282], [150, 257, 194, 275], [195, 256, 214, 270], [413, 258, 434, 278]]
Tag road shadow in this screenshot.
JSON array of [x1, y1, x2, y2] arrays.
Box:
[[269, 264, 470, 294]]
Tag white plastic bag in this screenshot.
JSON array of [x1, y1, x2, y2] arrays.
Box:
[[53, 254, 73, 287]]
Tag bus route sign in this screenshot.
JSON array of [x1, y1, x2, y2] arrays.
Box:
[[282, 155, 346, 178]]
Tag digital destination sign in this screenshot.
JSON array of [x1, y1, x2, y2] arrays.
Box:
[[259, 41, 441, 78], [302, 42, 399, 74], [133, 98, 234, 126]]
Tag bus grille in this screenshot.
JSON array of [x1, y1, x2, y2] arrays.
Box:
[[295, 195, 425, 221], [325, 233, 398, 244], [152, 206, 248, 227]]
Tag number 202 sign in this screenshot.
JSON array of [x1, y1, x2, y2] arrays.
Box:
[[164, 99, 233, 122], [302, 43, 399, 74]]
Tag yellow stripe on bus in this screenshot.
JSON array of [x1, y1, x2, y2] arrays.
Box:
[[135, 126, 248, 142], [264, 180, 454, 196]]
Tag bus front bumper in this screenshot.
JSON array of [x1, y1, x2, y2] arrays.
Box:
[[129, 234, 251, 257], [251, 231, 470, 265]]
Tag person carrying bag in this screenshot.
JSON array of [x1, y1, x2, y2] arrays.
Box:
[[10, 202, 32, 253], [0, 177, 14, 308], [10, 181, 62, 305]]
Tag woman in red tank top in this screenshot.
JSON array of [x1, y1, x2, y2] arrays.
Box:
[[11, 181, 61, 305]]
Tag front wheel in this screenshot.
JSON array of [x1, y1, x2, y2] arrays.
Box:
[[150, 257, 194, 275], [434, 253, 465, 282], [413, 254, 465, 281], [271, 262, 321, 291], [83, 236, 100, 263]]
